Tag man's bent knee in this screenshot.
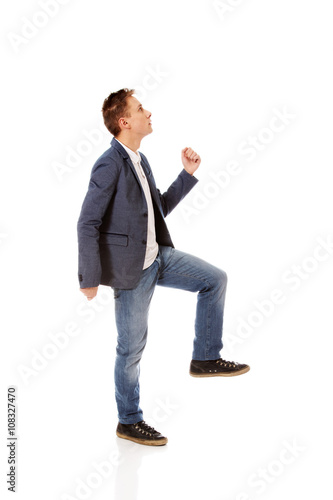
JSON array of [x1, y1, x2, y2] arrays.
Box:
[[215, 268, 228, 289]]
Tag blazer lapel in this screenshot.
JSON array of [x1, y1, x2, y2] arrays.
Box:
[[111, 137, 144, 190], [125, 157, 142, 188], [111, 137, 164, 215], [140, 156, 164, 215]]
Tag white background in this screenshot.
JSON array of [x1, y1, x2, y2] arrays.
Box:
[[1, 1, 332, 499]]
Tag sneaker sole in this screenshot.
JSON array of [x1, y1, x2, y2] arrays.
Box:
[[116, 431, 168, 446], [189, 366, 250, 377]]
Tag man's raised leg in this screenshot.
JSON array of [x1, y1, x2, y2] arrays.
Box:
[[156, 246, 250, 376]]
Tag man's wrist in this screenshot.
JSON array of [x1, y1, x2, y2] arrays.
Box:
[[182, 167, 199, 180], [183, 167, 193, 176]]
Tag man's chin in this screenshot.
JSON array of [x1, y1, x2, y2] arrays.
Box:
[[142, 128, 153, 138]]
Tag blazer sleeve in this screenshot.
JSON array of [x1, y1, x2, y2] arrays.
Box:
[[77, 158, 120, 288], [157, 168, 199, 217]]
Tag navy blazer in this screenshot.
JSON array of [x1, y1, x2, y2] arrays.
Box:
[[77, 137, 198, 289]]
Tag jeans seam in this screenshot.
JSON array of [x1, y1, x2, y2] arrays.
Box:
[[205, 292, 212, 359]]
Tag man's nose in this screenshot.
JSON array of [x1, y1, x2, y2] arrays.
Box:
[[146, 109, 152, 118]]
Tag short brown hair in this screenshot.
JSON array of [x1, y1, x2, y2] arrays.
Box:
[[101, 88, 135, 136]]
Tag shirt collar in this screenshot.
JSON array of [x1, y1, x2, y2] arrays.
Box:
[[115, 138, 141, 165]]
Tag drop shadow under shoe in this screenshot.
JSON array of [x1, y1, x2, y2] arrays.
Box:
[[116, 420, 168, 446], [190, 358, 250, 377]]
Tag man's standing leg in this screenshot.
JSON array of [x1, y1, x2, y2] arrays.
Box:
[[113, 258, 168, 445]]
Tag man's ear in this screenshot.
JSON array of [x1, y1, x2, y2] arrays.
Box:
[[119, 117, 129, 130]]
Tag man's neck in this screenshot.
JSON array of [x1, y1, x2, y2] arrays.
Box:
[[115, 134, 142, 153]]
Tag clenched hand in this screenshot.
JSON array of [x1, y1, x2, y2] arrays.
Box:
[[181, 147, 201, 176]]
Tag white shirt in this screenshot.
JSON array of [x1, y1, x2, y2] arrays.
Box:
[[115, 138, 159, 269]]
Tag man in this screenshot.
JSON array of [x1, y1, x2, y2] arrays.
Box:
[[77, 88, 250, 447]]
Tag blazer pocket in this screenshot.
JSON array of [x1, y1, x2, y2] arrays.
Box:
[[99, 232, 128, 246]]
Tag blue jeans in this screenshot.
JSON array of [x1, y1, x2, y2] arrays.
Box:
[[113, 245, 228, 424]]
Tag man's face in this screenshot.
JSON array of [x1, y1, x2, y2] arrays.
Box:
[[122, 96, 153, 137]]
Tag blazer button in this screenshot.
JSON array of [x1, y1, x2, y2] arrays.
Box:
[[142, 240, 147, 245]]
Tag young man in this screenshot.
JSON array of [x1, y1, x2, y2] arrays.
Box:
[[77, 88, 250, 446]]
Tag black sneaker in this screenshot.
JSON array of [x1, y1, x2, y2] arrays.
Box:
[[190, 358, 250, 377], [116, 420, 168, 446]]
